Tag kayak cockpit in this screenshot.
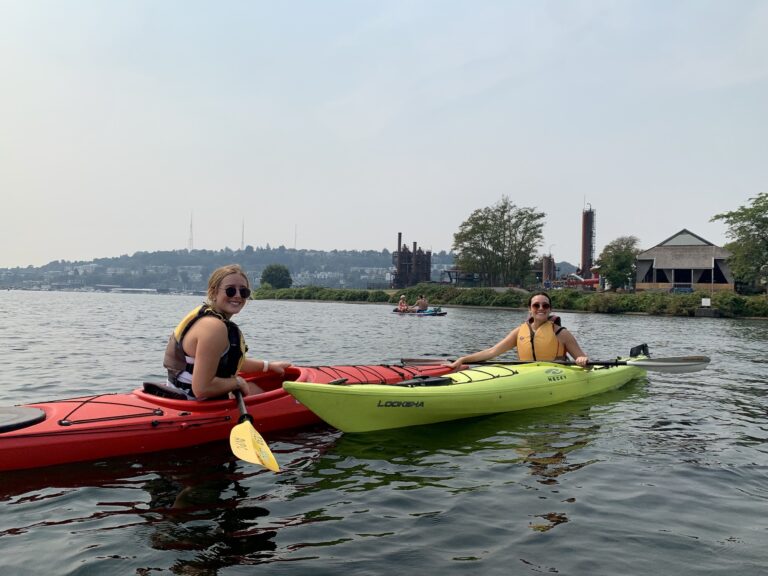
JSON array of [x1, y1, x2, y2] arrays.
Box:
[[140, 366, 302, 401], [0, 406, 46, 433]]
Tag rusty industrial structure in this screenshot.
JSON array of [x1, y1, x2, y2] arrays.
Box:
[[541, 254, 556, 283], [392, 232, 432, 289]]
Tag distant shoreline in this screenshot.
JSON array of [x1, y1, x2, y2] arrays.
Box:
[[3, 285, 766, 319], [249, 285, 768, 319]]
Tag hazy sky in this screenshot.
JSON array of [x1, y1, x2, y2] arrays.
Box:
[[1, 1, 766, 269]]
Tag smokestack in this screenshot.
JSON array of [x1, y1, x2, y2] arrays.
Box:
[[581, 206, 595, 279]]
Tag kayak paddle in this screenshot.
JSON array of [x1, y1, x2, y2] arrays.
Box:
[[401, 356, 711, 374], [229, 390, 280, 472]]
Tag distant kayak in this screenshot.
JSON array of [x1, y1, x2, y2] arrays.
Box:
[[392, 306, 447, 317]]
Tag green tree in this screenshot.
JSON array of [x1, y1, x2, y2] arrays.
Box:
[[596, 236, 640, 291], [452, 196, 545, 287], [711, 193, 768, 290], [261, 264, 293, 289]]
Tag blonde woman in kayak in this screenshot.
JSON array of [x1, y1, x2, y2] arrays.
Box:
[[163, 264, 292, 399], [449, 292, 589, 369]]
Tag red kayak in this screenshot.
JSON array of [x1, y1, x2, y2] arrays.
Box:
[[0, 363, 452, 472]]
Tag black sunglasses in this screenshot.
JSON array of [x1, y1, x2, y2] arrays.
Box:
[[531, 302, 550, 310], [223, 286, 251, 298]]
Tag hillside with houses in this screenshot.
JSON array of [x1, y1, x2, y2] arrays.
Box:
[[0, 246, 459, 292]]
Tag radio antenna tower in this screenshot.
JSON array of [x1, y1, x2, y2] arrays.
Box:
[[241, 218, 245, 251], [187, 212, 194, 250]]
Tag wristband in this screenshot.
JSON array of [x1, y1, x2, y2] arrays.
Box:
[[262, 360, 269, 372]]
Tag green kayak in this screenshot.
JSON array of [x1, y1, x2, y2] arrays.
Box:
[[283, 360, 646, 433]]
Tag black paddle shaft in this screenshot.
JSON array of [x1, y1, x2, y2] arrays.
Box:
[[233, 389, 253, 424]]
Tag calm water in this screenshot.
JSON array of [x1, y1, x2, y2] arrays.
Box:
[[0, 291, 766, 575]]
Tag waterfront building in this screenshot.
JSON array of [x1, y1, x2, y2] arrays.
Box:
[[635, 229, 734, 293]]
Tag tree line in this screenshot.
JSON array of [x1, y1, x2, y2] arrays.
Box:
[[252, 282, 768, 318]]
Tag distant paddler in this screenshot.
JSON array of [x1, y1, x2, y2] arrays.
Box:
[[411, 294, 429, 312]]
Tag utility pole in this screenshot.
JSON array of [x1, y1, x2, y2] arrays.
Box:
[[187, 212, 194, 250]]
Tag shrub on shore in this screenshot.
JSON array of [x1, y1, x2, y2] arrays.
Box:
[[252, 283, 767, 318], [253, 286, 390, 303]]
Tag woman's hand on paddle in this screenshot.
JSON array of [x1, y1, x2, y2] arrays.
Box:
[[234, 375, 251, 395], [447, 358, 465, 370]]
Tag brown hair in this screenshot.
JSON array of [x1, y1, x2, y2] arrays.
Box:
[[206, 264, 250, 303], [527, 291, 552, 307]]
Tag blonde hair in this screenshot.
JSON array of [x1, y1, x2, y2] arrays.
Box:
[[206, 264, 250, 303]]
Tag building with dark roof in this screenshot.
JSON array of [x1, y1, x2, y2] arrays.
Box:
[[635, 229, 733, 292]]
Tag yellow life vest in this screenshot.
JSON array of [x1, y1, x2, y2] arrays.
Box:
[[163, 304, 247, 385], [516, 319, 566, 361]]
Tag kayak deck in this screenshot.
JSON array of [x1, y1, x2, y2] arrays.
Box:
[[0, 363, 453, 471]]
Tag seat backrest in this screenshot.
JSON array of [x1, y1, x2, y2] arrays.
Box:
[[142, 382, 189, 401]]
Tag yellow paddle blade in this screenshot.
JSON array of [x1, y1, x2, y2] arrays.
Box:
[[229, 420, 280, 472]]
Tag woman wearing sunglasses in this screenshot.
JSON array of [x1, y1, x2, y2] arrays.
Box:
[[449, 292, 589, 369], [163, 264, 292, 399]]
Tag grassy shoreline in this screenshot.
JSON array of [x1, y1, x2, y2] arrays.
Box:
[[252, 284, 768, 319]]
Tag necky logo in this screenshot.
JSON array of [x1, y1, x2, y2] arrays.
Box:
[[545, 367, 567, 382]]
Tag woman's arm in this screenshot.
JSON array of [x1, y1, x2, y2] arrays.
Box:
[[557, 330, 589, 367], [241, 357, 292, 375], [449, 327, 520, 370]]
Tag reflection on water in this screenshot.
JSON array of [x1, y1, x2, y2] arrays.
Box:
[[143, 462, 278, 573], [1, 446, 278, 574], [281, 378, 648, 538]]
